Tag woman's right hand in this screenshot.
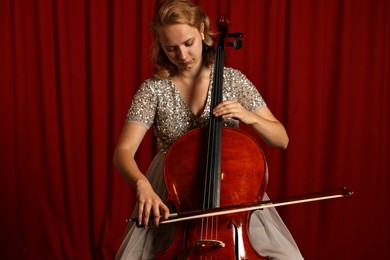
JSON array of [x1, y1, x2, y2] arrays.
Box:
[[136, 179, 170, 228]]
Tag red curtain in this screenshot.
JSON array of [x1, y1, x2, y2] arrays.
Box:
[[1, 0, 389, 259]]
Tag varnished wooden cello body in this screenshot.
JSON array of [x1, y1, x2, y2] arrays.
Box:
[[156, 17, 270, 259]]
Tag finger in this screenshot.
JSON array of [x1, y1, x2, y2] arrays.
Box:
[[142, 203, 152, 228], [213, 101, 225, 111], [160, 204, 170, 220], [224, 100, 238, 106], [213, 105, 229, 116], [152, 203, 161, 226], [214, 101, 239, 114], [137, 202, 145, 226], [222, 112, 238, 119]]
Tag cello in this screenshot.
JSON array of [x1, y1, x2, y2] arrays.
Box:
[[156, 16, 270, 259]]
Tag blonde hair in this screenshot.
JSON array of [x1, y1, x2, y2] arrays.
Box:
[[150, 0, 215, 79]]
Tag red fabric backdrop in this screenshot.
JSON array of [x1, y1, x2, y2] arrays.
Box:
[[1, 0, 389, 259]]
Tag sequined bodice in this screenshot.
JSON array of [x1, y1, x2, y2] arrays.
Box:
[[126, 67, 266, 153]]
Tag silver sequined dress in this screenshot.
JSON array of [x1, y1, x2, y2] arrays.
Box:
[[115, 67, 304, 260]]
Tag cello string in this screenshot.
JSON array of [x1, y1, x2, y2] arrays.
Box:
[[202, 19, 227, 242], [202, 44, 224, 241], [212, 46, 224, 241]]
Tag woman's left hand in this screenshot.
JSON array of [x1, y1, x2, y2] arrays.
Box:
[[213, 100, 253, 125], [213, 100, 289, 149]]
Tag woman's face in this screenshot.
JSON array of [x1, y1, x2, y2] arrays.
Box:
[[157, 23, 205, 73]]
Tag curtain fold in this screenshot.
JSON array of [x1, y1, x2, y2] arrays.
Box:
[[1, 0, 389, 259]]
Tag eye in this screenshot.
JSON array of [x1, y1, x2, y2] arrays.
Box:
[[184, 40, 194, 47], [165, 46, 176, 52]]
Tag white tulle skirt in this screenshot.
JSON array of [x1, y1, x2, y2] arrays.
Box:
[[115, 153, 304, 260]]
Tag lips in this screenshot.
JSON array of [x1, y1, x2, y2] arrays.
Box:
[[179, 60, 193, 66]]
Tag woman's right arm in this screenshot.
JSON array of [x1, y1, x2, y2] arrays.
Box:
[[113, 122, 170, 227]]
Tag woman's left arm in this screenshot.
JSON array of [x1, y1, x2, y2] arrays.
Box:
[[213, 100, 289, 149]]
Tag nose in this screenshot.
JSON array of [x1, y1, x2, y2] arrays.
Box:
[[177, 46, 187, 60]]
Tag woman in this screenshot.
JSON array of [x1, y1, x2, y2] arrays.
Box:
[[113, 0, 303, 259]]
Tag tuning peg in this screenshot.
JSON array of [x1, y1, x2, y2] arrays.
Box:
[[227, 32, 243, 38], [227, 39, 243, 50]]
